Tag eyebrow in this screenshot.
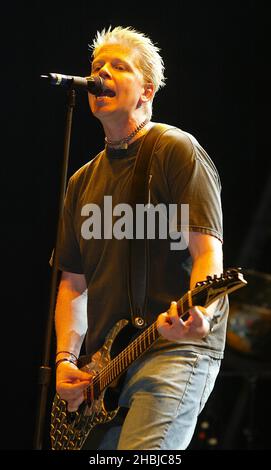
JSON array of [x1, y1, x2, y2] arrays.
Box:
[[92, 57, 132, 69]]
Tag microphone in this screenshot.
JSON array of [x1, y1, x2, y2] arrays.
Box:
[[40, 73, 105, 96]]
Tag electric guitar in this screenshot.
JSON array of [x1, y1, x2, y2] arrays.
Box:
[[50, 268, 247, 450]]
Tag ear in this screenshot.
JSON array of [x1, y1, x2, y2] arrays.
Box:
[[140, 83, 155, 104]]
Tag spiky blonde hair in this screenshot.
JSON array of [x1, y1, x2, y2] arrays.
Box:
[[89, 26, 166, 95]]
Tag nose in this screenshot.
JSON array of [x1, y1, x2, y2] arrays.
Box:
[[98, 64, 111, 80]]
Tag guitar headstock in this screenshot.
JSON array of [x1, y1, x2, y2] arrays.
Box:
[[194, 268, 247, 307]]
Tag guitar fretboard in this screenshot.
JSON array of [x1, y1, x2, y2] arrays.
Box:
[[93, 289, 200, 394], [92, 276, 240, 396], [93, 321, 160, 394]]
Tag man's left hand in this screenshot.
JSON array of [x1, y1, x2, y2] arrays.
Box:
[[157, 301, 211, 341]]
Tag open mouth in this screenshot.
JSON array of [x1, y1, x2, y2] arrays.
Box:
[[97, 88, 116, 98]]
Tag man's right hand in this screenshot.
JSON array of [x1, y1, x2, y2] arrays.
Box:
[[56, 361, 92, 412]]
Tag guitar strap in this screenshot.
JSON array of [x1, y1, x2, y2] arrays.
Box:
[[128, 123, 173, 328]]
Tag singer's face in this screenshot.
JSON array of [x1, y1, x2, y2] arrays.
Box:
[[88, 44, 146, 122]]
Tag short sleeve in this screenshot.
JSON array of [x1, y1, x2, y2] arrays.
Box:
[[56, 177, 84, 273], [164, 130, 223, 242]]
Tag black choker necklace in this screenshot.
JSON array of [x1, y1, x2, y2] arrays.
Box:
[[105, 119, 149, 149]]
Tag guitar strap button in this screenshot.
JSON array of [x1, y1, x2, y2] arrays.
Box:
[[134, 317, 145, 328]]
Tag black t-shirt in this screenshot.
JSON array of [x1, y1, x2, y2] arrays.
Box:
[[57, 125, 228, 359]]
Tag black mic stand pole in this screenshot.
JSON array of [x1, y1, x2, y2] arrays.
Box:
[[33, 87, 76, 450]]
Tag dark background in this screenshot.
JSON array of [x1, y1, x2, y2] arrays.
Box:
[[2, 0, 271, 450]]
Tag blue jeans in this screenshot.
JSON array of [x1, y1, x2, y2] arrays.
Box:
[[98, 345, 221, 450]]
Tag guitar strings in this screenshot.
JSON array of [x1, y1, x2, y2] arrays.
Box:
[[92, 321, 158, 389], [91, 287, 195, 388], [90, 280, 220, 390], [90, 285, 208, 389]]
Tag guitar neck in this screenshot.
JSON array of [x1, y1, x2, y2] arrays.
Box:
[[93, 269, 246, 396], [94, 297, 190, 395], [95, 321, 160, 394]]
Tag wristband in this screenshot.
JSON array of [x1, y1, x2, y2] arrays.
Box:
[[56, 350, 78, 361]]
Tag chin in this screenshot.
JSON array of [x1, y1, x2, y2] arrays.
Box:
[[92, 110, 117, 125]]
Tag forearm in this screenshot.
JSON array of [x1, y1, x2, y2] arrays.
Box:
[[55, 281, 88, 358], [190, 249, 223, 316], [158, 233, 224, 340]]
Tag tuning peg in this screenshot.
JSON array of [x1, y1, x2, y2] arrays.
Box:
[[209, 274, 218, 282], [225, 267, 242, 276]]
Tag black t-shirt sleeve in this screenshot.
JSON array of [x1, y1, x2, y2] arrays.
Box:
[[57, 177, 84, 273], [163, 129, 223, 242]]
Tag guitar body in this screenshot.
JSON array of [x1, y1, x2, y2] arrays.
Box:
[[50, 268, 247, 450], [51, 319, 133, 450]]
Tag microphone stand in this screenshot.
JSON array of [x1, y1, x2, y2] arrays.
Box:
[[33, 87, 76, 450]]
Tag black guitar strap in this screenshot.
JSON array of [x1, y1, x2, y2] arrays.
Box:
[[128, 123, 173, 328]]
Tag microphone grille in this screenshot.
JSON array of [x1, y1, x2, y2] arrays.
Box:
[[87, 75, 105, 96]]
